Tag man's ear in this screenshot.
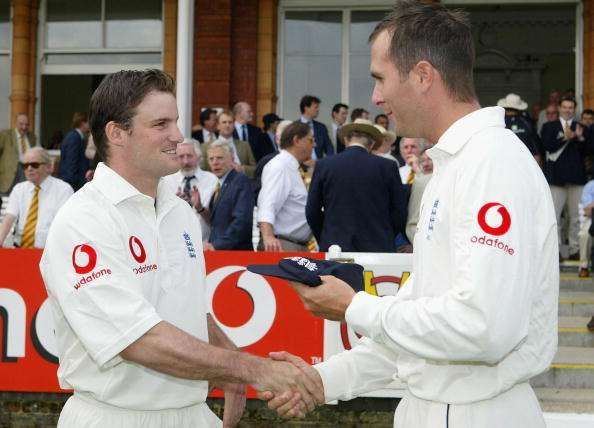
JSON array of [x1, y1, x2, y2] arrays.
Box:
[[105, 121, 125, 148], [413, 61, 435, 94]]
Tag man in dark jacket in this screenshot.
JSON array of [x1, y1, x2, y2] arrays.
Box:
[[200, 140, 254, 250], [59, 112, 90, 191], [299, 95, 334, 160], [542, 96, 593, 260], [306, 119, 407, 252]]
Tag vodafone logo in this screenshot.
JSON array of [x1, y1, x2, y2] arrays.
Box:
[[477, 202, 511, 236], [128, 236, 147, 264], [206, 266, 276, 348], [71, 244, 97, 274]]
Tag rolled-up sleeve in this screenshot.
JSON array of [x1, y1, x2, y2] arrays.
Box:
[[40, 205, 162, 368], [257, 161, 290, 225]]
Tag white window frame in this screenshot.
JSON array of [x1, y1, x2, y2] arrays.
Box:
[[278, 0, 584, 116]]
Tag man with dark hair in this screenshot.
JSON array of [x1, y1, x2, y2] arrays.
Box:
[[192, 108, 218, 143], [253, 113, 282, 162], [581, 109, 594, 129], [330, 103, 348, 153], [0, 113, 37, 194], [40, 69, 320, 427], [263, 2, 558, 426], [257, 121, 314, 252], [543, 96, 592, 261], [350, 107, 369, 122], [306, 118, 406, 252], [59, 112, 90, 191], [299, 95, 334, 159], [374, 113, 390, 130]]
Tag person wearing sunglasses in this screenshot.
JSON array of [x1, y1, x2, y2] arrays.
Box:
[[0, 147, 73, 248]]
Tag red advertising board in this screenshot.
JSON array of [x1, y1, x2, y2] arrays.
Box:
[[0, 249, 325, 395]]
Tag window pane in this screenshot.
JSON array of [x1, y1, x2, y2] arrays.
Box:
[[46, 0, 102, 49], [0, 0, 10, 50], [0, 55, 9, 129], [349, 11, 389, 126], [283, 11, 342, 126], [105, 0, 162, 48]]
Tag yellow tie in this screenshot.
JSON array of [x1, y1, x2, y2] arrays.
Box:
[[298, 166, 317, 252], [212, 182, 221, 207], [19, 135, 27, 155], [21, 185, 40, 248], [406, 169, 415, 185]]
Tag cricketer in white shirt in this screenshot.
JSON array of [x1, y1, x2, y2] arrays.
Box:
[[40, 162, 221, 424], [313, 107, 559, 427]]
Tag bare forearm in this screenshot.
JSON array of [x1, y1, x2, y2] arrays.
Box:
[[0, 215, 16, 246], [259, 222, 275, 239], [120, 321, 262, 385], [207, 314, 238, 351]]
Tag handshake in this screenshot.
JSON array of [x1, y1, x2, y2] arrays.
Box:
[[253, 350, 325, 418]]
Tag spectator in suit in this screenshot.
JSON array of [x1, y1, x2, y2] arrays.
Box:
[[399, 137, 423, 185], [306, 118, 406, 252], [253, 120, 293, 201], [577, 180, 594, 277], [497, 93, 541, 161], [162, 138, 218, 242], [201, 110, 257, 178], [198, 140, 254, 251], [192, 108, 219, 144], [0, 147, 72, 248], [299, 95, 334, 160], [542, 96, 592, 260], [330, 103, 349, 153], [350, 108, 370, 122], [59, 112, 90, 191], [232, 101, 263, 156], [582, 109, 594, 129], [406, 147, 434, 243], [257, 122, 314, 252], [253, 113, 282, 162], [375, 113, 390, 130], [0, 113, 38, 195]]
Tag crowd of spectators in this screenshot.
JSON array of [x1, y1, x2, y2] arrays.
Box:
[[1, 91, 593, 277]]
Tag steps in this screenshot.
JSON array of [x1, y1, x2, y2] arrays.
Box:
[[533, 264, 594, 414]]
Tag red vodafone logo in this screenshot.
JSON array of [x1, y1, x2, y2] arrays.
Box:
[[477, 202, 511, 236], [128, 236, 146, 264], [72, 244, 97, 274]]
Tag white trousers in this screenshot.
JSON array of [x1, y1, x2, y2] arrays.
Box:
[[58, 393, 222, 428], [393, 383, 545, 428], [578, 214, 592, 268], [550, 184, 583, 254]]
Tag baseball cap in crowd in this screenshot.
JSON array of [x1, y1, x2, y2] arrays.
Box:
[[246, 256, 365, 292]]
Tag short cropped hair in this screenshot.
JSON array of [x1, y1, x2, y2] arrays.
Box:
[[299, 95, 321, 114], [199, 108, 217, 126], [71, 112, 88, 129], [559, 96, 577, 107], [280, 122, 311, 149], [369, 0, 476, 103], [89, 69, 175, 162], [332, 103, 349, 114], [207, 139, 234, 156]]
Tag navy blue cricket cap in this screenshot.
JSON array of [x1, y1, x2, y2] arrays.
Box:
[[246, 256, 364, 292]]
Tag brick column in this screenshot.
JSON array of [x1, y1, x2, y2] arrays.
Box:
[[230, 0, 258, 115], [256, 0, 277, 125], [9, 0, 34, 127], [163, 0, 177, 80], [26, 0, 38, 124], [584, 0, 594, 108], [193, 0, 232, 125]]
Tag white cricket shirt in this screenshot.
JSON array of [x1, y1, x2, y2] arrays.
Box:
[[39, 162, 210, 410], [315, 107, 559, 404]]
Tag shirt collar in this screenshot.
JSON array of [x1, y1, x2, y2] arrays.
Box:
[[93, 162, 176, 210], [429, 107, 505, 158], [219, 169, 232, 186], [300, 116, 312, 124], [75, 128, 84, 139]]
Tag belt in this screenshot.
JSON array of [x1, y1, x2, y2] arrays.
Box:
[[275, 235, 309, 246]]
